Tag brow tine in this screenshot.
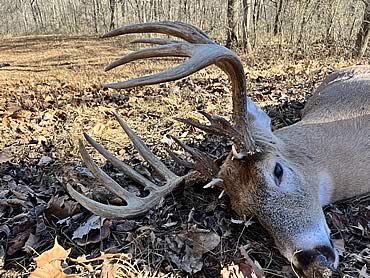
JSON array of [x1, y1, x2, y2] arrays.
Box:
[[130, 38, 180, 45], [102, 21, 212, 44], [112, 112, 176, 180], [105, 43, 191, 71], [83, 133, 157, 189], [79, 140, 136, 198]]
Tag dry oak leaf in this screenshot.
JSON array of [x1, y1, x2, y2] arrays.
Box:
[[30, 238, 74, 278], [0, 149, 11, 164]]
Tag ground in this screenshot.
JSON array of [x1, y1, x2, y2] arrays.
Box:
[[0, 35, 369, 277]]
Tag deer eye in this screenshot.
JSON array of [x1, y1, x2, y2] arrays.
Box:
[[273, 162, 283, 185]]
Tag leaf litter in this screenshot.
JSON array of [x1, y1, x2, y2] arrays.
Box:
[[0, 35, 369, 277]]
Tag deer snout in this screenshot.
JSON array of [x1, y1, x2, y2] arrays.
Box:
[[294, 244, 338, 277]]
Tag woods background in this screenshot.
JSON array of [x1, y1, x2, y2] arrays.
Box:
[[1, 0, 370, 57]]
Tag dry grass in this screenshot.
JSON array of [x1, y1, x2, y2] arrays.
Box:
[[0, 34, 369, 277]]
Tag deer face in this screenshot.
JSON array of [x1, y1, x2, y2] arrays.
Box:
[[218, 99, 339, 275]]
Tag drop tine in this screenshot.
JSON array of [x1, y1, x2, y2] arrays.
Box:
[[203, 178, 224, 189], [218, 190, 225, 199]]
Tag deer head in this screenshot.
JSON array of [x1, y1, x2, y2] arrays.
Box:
[[67, 22, 337, 277]]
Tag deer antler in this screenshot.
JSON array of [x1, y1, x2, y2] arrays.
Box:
[[67, 112, 218, 218], [67, 21, 258, 218]]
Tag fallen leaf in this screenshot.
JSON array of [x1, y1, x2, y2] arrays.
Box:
[[46, 195, 80, 219], [180, 226, 220, 273], [72, 215, 112, 246], [37, 156, 53, 167], [359, 264, 369, 278], [7, 227, 32, 256], [100, 259, 119, 278], [0, 149, 11, 164], [332, 238, 345, 256], [238, 247, 264, 278], [29, 238, 71, 278]]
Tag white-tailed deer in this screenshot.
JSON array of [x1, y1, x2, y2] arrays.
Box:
[[67, 22, 370, 277]]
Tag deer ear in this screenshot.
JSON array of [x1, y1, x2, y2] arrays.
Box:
[[246, 97, 273, 135]]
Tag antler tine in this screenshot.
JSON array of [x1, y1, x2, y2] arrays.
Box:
[[112, 112, 176, 180], [175, 112, 253, 154], [169, 135, 219, 180], [130, 38, 180, 45], [104, 43, 190, 72], [79, 139, 137, 198], [102, 21, 212, 44], [83, 133, 157, 191], [164, 146, 194, 169], [104, 43, 240, 91]]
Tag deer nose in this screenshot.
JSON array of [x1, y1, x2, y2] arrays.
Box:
[[294, 245, 336, 276]]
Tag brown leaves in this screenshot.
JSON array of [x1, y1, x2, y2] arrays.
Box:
[[46, 195, 80, 219], [0, 149, 12, 164], [162, 225, 221, 274], [30, 238, 71, 278], [180, 227, 221, 273], [72, 215, 112, 246], [29, 238, 147, 278], [221, 247, 264, 278]]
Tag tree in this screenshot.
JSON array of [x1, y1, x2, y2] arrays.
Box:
[[242, 0, 253, 52], [273, 0, 284, 36], [226, 0, 238, 48], [354, 0, 370, 58]]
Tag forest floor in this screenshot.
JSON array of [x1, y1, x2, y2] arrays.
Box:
[[0, 34, 369, 277]]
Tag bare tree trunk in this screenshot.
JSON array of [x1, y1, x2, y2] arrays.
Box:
[[109, 0, 116, 30], [273, 0, 283, 36], [226, 0, 237, 48], [354, 1, 370, 58], [297, 0, 320, 48], [326, 0, 340, 42], [92, 0, 98, 33], [242, 0, 252, 52]]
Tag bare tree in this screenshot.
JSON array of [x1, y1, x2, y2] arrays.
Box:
[[242, 0, 253, 51], [354, 0, 370, 57], [273, 0, 284, 36], [226, 0, 238, 48], [109, 0, 116, 30]]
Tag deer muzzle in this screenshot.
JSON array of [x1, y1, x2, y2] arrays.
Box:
[[293, 243, 338, 277]]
